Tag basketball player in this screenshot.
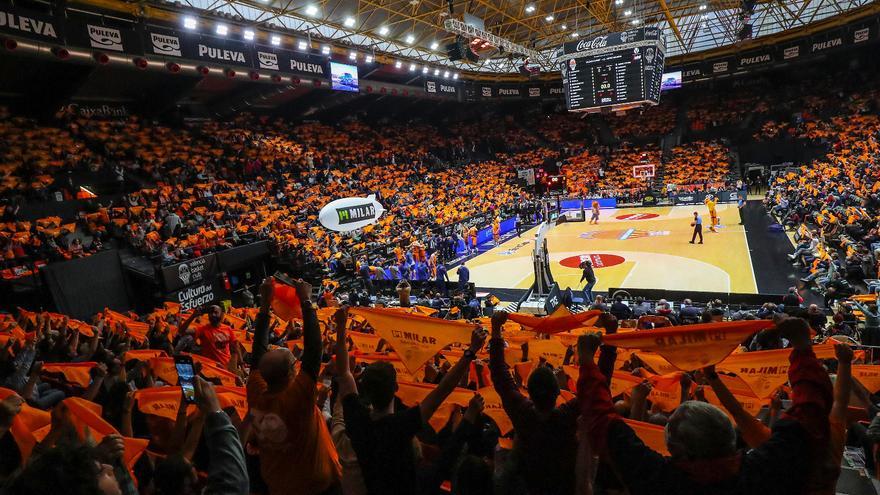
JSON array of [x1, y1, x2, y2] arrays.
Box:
[[589, 200, 600, 224], [705, 195, 719, 232], [690, 212, 703, 244]]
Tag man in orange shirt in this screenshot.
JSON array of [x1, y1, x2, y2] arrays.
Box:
[[178, 305, 237, 367], [247, 277, 341, 495]]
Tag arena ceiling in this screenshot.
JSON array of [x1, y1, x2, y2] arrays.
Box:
[[125, 0, 874, 72]]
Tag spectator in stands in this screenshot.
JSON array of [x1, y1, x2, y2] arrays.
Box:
[[178, 305, 237, 367], [334, 305, 487, 495], [610, 295, 633, 321], [247, 278, 342, 495], [489, 311, 580, 494], [577, 316, 833, 494]]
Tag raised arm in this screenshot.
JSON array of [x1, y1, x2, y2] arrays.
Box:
[[194, 377, 249, 495], [704, 365, 770, 448], [293, 279, 322, 381], [420, 327, 486, 423], [250, 277, 274, 367], [334, 306, 357, 399], [487, 311, 529, 412], [177, 307, 203, 337], [830, 342, 853, 422]]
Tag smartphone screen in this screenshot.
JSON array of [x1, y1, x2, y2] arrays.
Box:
[[174, 356, 197, 404]]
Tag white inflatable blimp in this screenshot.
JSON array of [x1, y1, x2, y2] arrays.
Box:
[[318, 195, 385, 232]]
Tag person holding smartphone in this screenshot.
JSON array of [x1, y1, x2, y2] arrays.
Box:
[[246, 276, 341, 495]]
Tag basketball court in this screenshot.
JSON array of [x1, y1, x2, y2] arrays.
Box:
[[467, 203, 758, 294]]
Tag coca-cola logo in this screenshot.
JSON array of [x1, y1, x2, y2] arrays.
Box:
[[576, 36, 608, 51]]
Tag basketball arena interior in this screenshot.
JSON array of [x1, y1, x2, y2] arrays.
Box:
[[1, 0, 880, 493]]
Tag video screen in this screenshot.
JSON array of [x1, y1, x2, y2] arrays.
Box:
[[330, 62, 359, 92], [660, 71, 682, 91]]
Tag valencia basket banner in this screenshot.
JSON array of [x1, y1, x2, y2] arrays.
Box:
[[602, 320, 771, 371], [350, 307, 476, 374]]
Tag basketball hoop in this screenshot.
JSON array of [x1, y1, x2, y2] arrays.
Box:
[[633, 164, 655, 179]]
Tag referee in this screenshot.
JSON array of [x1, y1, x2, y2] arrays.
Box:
[[689, 211, 703, 244]]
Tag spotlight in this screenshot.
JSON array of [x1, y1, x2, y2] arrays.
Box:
[[453, 73, 459, 80], [349, 50, 357, 60], [409, 63, 416, 71], [298, 40, 308, 50], [216, 24, 228, 36], [365, 55, 373, 63], [430, 41, 439, 50], [422, 66, 428, 74], [624, 9, 632, 15], [434, 68, 440, 76], [699, 4, 707, 9], [3, 38, 17, 51], [197, 65, 210, 75], [525, 4, 536, 13], [322, 45, 330, 55], [344, 17, 356, 27], [271, 35, 281, 46], [395, 60, 402, 69], [243, 29, 255, 41], [405, 34, 415, 44], [443, 71, 449, 78], [379, 26, 389, 35], [183, 16, 197, 30], [305, 4, 319, 16], [225, 68, 236, 78], [248, 71, 260, 80], [545, 15, 554, 22]]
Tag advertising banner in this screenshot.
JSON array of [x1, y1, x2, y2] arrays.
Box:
[[160, 253, 219, 292]]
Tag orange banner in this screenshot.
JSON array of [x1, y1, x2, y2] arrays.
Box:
[[852, 365, 880, 393], [623, 418, 670, 456], [355, 352, 424, 382], [602, 320, 771, 371], [271, 280, 303, 322], [395, 381, 474, 432], [31, 397, 148, 471], [348, 331, 383, 353], [351, 307, 476, 374], [506, 307, 602, 334], [123, 349, 167, 363], [42, 362, 98, 388], [633, 352, 680, 375], [148, 356, 238, 387], [717, 343, 837, 398], [476, 387, 514, 435], [526, 338, 568, 367], [0, 388, 50, 462], [133, 387, 192, 420], [702, 387, 769, 419]]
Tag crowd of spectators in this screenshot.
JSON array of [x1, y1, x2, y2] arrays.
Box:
[[0, 272, 877, 494]]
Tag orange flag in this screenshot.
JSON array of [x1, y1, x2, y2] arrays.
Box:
[[717, 343, 837, 398], [624, 418, 670, 456], [633, 352, 680, 375], [31, 397, 148, 471], [610, 371, 645, 398], [477, 387, 514, 435], [123, 349, 167, 363], [644, 371, 690, 412], [350, 307, 476, 374], [506, 307, 603, 334], [348, 331, 383, 353], [395, 381, 474, 432], [702, 386, 769, 419], [526, 338, 568, 367], [852, 365, 880, 393], [356, 352, 424, 382], [271, 279, 303, 322], [134, 387, 193, 421], [42, 362, 98, 388], [602, 320, 771, 371], [0, 388, 51, 462], [148, 356, 238, 387]]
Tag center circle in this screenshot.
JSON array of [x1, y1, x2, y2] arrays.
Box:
[[559, 254, 626, 268]]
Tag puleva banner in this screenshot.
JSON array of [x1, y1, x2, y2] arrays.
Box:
[[318, 195, 385, 232]]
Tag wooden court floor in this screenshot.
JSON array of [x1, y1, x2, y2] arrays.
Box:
[[467, 204, 758, 294]]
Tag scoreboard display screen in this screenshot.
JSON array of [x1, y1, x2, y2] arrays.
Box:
[[559, 27, 665, 112]]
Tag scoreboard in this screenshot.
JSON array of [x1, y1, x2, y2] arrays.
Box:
[[558, 27, 666, 113]]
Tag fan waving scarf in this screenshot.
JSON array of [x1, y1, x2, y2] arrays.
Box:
[[350, 307, 476, 374], [505, 307, 603, 334], [602, 320, 772, 371], [717, 342, 837, 398]]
